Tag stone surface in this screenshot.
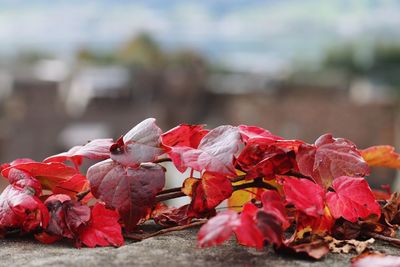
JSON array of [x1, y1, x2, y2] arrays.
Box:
[[1, 227, 400, 267]]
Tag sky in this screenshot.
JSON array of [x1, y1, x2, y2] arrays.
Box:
[[1, 0, 400, 72]]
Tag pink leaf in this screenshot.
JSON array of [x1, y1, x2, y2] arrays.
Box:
[[198, 210, 239, 248], [238, 125, 282, 143], [44, 138, 114, 166], [169, 125, 242, 175], [110, 118, 164, 167]]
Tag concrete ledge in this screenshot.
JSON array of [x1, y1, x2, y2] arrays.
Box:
[[1, 227, 400, 267]]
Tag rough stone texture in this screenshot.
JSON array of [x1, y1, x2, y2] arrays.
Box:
[[1, 227, 400, 267]]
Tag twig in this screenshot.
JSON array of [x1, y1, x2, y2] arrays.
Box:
[[232, 177, 276, 191], [124, 220, 206, 241], [365, 232, 400, 247], [230, 175, 246, 183], [155, 177, 278, 203], [155, 191, 186, 202], [285, 170, 314, 181], [157, 187, 182, 195]]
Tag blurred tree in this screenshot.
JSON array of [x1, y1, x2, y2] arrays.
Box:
[[76, 48, 116, 65], [323, 42, 400, 91], [16, 50, 54, 64], [116, 32, 165, 69]]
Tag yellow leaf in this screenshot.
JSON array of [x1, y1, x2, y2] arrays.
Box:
[[361, 145, 400, 169]]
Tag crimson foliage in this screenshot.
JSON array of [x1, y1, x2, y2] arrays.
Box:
[[0, 118, 398, 260]]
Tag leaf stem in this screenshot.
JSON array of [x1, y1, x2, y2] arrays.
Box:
[[76, 189, 91, 201], [154, 158, 172, 164]]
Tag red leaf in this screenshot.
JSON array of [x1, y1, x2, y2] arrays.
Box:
[[2, 162, 78, 192], [183, 172, 233, 214], [326, 176, 381, 222], [260, 190, 289, 230], [237, 142, 297, 180], [256, 210, 284, 246], [197, 210, 239, 248], [52, 174, 90, 200], [6, 168, 42, 196], [110, 118, 163, 167], [80, 203, 124, 247], [0, 158, 35, 172], [87, 159, 165, 230], [238, 125, 282, 143], [0, 185, 49, 232], [198, 202, 284, 249], [297, 134, 369, 188], [296, 206, 334, 238], [168, 125, 242, 175], [35, 231, 62, 244], [152, 204, 192, 227], [351, 254, 400, 267], [282, 177, 325, 217], [361, 145, 400, 169], [44, 195, 91, 239], [44, 138, 114, 166], [161, 124, 209, 149], [233, 203, 265, 249]]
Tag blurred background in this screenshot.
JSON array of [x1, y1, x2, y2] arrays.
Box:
[[0, 0, 399, 189]]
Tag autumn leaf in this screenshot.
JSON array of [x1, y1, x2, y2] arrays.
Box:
[[80, 203, 124, 247], [44, 195, 90, 239], [326, 176, 380, 222], [183, 172, 233, 214], [5, 168, 42, 196], [161, 124, 209, 149], [52, 174, 91, 201], [87, 159, 165, 230], [238, 125, 282, 143], [197, 210, 239, 248], [297, 134, 369, 188], [277, 236, 330, 260], [296, 206, 334, 239], [361, 145, 400, 169], [326, 236, 374, 254], [232, 203, 265, 249], [237, 142, 297, 180], [0, 185, 49, 232], [282, 177, 325, 217], [1, 162, 78, 192], [151, 204, 192, 227], [260, 190, 289, 230], [168, 125, 242, 176], [110, 118, 164, 167], [44, 138, 114, 166]]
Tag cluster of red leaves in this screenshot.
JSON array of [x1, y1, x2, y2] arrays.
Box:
[[0, 118, 399, 259]]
